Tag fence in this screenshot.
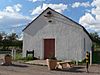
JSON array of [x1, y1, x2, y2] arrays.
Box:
[[0, 51, 11, 60], [0, 50, 17, 60], [0, 51, 11, 54]]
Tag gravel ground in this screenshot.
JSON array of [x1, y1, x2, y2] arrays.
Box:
[[0, 60, 100, 75]]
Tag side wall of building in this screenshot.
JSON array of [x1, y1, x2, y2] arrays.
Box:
[[81, 31, 92, 59]]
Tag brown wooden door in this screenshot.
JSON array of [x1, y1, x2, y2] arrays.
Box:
[[44, 39, 55, 59]]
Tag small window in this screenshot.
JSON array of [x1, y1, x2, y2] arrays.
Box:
[[84, 38, 86, 51]]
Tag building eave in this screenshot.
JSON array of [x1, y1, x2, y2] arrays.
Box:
[[22, 7, 93, 42]]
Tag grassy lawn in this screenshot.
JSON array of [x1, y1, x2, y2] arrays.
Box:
[[15, 53, 35, 62]]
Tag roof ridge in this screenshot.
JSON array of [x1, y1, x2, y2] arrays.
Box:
[[23, 7, 92, 41]]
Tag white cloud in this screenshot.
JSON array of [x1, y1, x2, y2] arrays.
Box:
[[0, 11, 30, 19], [14, 4, 22, 12], [79, 0, 100, 32], [28, 0, 45, 2], [72, 2, 90, 8], [3, 4, 22, 13], [4, 6, 15, 13], [72, 2, 80, 8], [31, 3, 68, 15], [0, 11, 31, 25], [18, 33, 23, 40], [81, 2, 90, 7], [31, 6, 42, 15], [0, 4, 31, 32], [91, 7, 100, 15], [91, 0, 100, 25], [42, 3, 68, 12], [79, 13, 95, 26], [91, 0, 100, 7], [79, 13, 100, 32]]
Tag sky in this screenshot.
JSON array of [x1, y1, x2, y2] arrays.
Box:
[[0, 0, 100, 39]]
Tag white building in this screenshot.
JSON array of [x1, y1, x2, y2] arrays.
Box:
[[22, 7, 92, 61]]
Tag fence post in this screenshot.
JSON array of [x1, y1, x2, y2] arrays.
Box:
[[11, 48, 16, 60], [90, 50, 92, 65], [12, 49, 14, 60], [14, 49, 16, 60]]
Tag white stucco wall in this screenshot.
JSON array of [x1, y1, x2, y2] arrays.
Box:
[[23, 8, 92, 61], [81, 31, 92, 59]]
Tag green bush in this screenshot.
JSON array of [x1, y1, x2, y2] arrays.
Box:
[[15, 53, 37, 61]]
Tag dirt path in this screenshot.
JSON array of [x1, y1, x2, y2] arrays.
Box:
[[0, 60, 100, 75]]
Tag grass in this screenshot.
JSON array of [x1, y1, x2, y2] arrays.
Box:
[[15, 53, 22, 60], [15, 51, 100, 64], [15, 53, 36, 62]]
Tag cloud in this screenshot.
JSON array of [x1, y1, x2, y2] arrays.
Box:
[[79, 13, 100, 32], [31, 3, 68, 15], [79, 13, 95, 26], [14, 4, 22, 12], [0, 11, 31, 26], [18, 33, 23, 40], [72, 2, 90, 8], [79, 0, 100, 32], [0, 4, 31, 32], [79, 13, 96, 29], [0, 15, 3, 19], [28, 0, 45, 3], [3, 4, 22, 13], [31, 6, 42, 15], [4, 6, 15, 13], [91, 0, 100, 7], [72, 2, 80, 8]]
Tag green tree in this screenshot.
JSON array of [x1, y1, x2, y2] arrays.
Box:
[[0, 34, 3, 41], [7, 33, 18, 41], [90, 32, 100, 44], [90, 32, 100, 50], [0, 32, 22, 50]]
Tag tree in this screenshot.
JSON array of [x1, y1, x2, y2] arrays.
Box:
[[0, 32, 22, 50], [90, 32, 100, 50], [90, 32, 100, 44], [0, 32, 7, 41], [0, 34, 3, 41], [7, 33, 18, 41]]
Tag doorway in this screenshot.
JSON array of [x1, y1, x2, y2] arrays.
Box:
[[44, 39, 55, 59]]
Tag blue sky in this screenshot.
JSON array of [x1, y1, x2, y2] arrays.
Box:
[[0, 0, 100, 39]]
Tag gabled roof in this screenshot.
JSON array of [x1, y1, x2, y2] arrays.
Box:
[[23, 7, 50, 31], [23, 7, 92, 41]]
